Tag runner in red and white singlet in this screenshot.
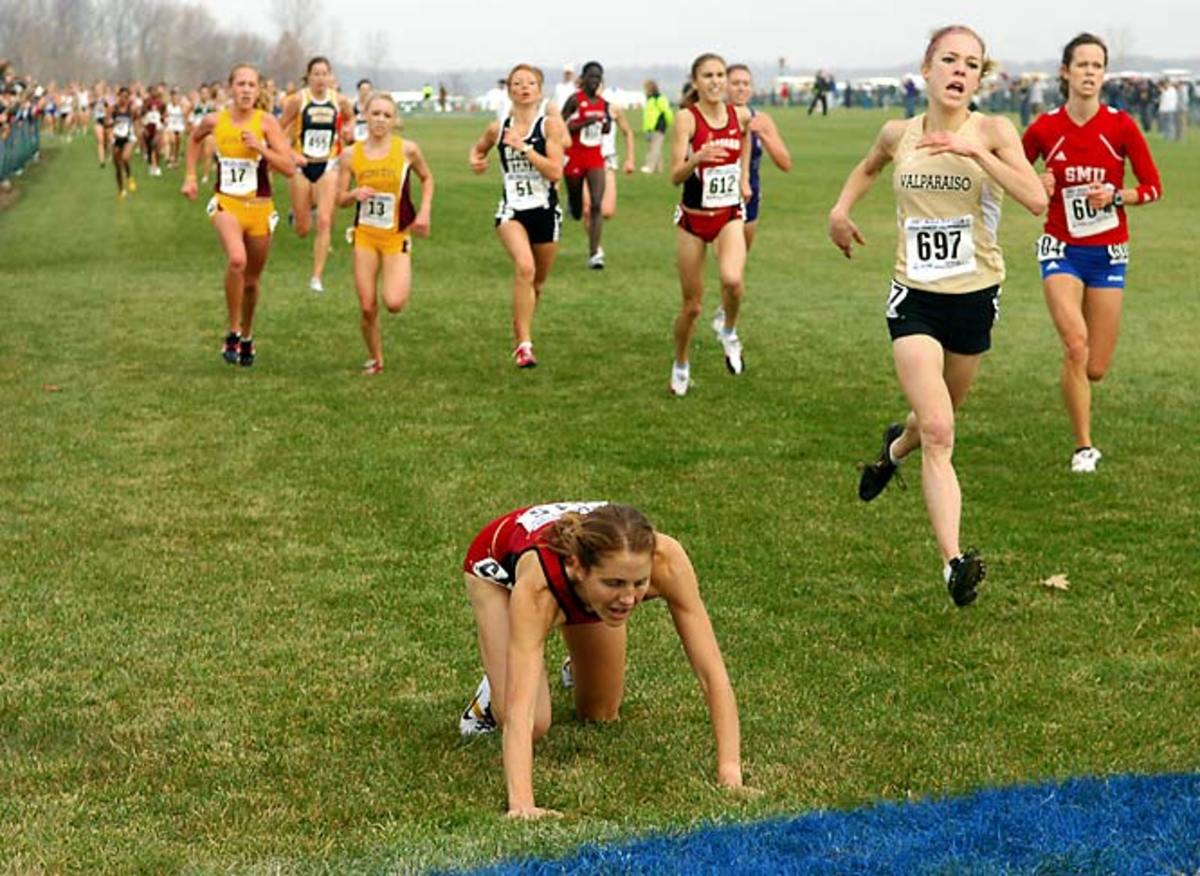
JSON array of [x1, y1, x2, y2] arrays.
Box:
[[561, 62, 611, 268], [668, 53, 753, 396]]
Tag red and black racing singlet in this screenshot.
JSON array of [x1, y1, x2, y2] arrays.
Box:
[[533, 543, 599, 626], [464, 502, 606, 625], [681, 102, 744, 211]]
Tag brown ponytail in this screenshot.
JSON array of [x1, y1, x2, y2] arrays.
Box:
[[542, 504, 656, 570]]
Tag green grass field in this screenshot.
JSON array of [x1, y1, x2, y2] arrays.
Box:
[[2, 109, 1198, 874]]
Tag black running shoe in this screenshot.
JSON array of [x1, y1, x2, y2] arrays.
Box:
[[858, 423, 904, 501], [238, 337, 255, 367], [222, 332, 240, 365], [946, 550, 986, 607]]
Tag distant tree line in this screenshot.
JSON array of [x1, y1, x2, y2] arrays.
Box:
[[0, 0, 332, 85]]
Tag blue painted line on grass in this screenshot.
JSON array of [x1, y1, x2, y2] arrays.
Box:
[[459, 773, 1200, 875]]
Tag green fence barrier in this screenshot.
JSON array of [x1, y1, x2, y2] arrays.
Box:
[[1, 117, 41, 183]]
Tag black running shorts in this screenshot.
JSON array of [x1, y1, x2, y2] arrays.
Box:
[[300, 160, 332, 184], [885, 280, 1001, 355], [495, 203, 562, 246]]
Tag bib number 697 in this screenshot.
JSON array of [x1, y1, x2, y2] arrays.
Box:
[[915, 229, 961, 262]]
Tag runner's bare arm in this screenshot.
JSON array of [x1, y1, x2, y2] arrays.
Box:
[[669, 110, 700, 185], [502, 560, 561, 819], [339, 96, 355, 145], [919, 115, 1046, 214], [405, 140, 434, 236], [752, 112, 792, 172], [334, 156, 359, 208], [828, 119, 905, 257], [614, 105, 635, 172], [180, 113, 218, 198], [259, 113, 296, 177], [654, 535, 744, 789], [469, 121, 500, 174]]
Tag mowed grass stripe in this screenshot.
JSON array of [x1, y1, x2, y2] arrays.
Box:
[[1, 110, 1198, 873]]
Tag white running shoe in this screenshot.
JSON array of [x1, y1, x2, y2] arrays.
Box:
[[720, 330, 744, 375], [711, 305, 726, 338], [459, 675, 497, 736], [669, 363, 691, 397], [1070, 446, 1102, 473], [308, 276, 324, 294], [561, 657, 574, 689], [588, 248, 605, 270]]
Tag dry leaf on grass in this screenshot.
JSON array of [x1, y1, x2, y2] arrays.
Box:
[[1042, 573, 1070, 591], [42, 384, 62, 392]]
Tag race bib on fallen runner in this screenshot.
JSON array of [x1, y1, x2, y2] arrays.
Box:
[[503, 171, 550, 211], [359, 192, 396, 229], [701, 163, 741, 209], [515, 502, 608, 533], [219, 157, 258, 196], [904, 215, 976, 282], [1062, 183, 1119, 238], [303, 128, 333, 159]]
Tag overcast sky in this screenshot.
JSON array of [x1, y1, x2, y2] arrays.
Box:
[[210, 0, 1197, 73]]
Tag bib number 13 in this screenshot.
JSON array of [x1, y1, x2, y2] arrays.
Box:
[[360, 193, 396, 229]]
